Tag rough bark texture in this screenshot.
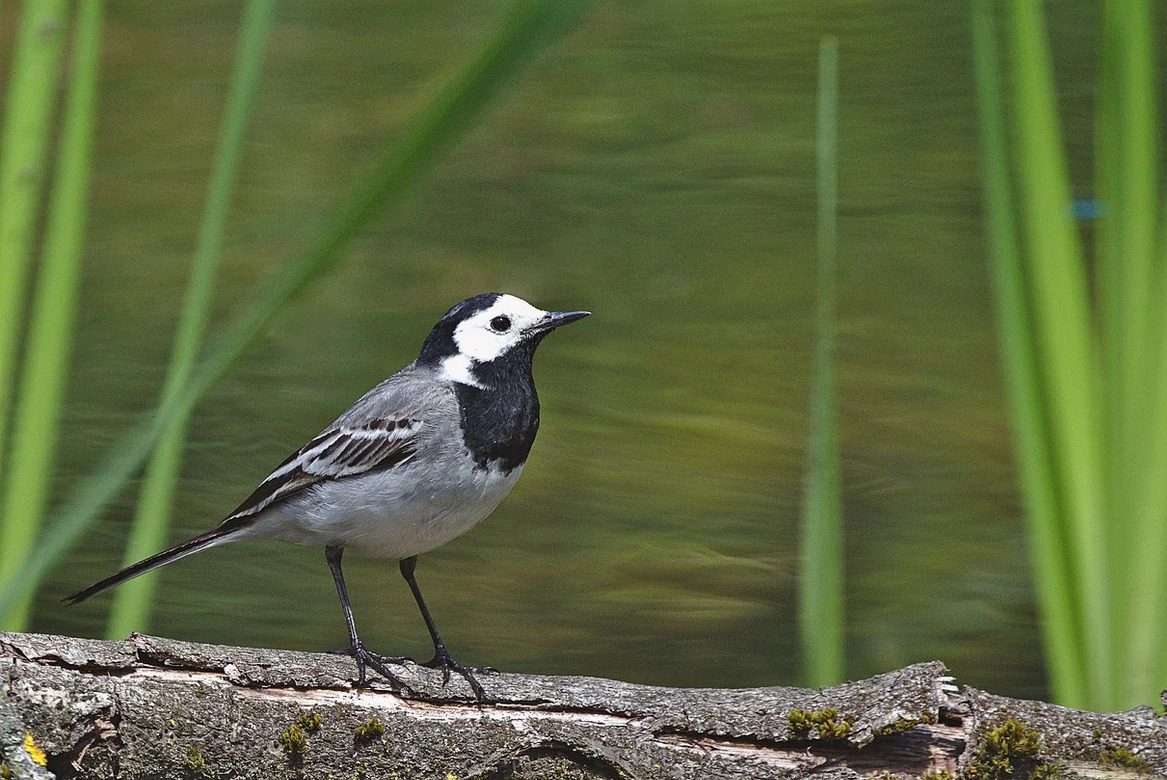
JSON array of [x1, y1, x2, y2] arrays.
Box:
[[0, 631, 1163, 779]]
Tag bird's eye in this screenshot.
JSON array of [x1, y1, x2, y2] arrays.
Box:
[[489, 315, 512, 333]]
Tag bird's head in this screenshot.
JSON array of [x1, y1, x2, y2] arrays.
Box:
[[418, 293, 589, 387]]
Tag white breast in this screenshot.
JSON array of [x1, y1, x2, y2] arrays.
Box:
[[242, 459, 523, 559]]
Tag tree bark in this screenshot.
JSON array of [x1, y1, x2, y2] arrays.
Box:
[[1, 631, 1164, 779]]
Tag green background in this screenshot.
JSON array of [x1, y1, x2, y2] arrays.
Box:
[[4, 0, 1118, 698]]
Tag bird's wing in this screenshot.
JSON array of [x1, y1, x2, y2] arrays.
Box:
[[220, 416, 422, 525]]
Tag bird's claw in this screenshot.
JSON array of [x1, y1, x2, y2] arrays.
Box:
[[424, 648, 494, 701], [336, 643, 412, 694], [329, 645, 412, 665]]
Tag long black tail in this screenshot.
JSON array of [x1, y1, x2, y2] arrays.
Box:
[[64, 524, 239, 604]]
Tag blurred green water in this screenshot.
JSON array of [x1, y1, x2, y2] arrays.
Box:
[[7, 0, 1109, 698]]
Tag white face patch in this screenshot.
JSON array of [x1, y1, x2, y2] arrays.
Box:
[[451, 294, 548, 363]]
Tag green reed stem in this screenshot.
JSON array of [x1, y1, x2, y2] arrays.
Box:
[[1102, 0, 1167, 703], [0, 0, 71, 625], [0, 0, 103, 631], [103, 0, 278, 640], [969, 0, 1085, 706], [1006, 0, 1110, 708], [975, 0, 1167, 709], [799, 36, 844, 687]]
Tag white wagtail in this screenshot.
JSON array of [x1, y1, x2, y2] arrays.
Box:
[[66, 293, 589, 699]]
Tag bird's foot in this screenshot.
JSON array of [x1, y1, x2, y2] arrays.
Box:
[[333, 643, 412, 693], [329, 645, 412, 665], [423, 647, 497, 701]]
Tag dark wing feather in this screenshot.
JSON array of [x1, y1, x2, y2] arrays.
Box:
[[221, 417, 420, 525]]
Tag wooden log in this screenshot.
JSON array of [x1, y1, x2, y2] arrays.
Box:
[[1, 631, 1163, 779]]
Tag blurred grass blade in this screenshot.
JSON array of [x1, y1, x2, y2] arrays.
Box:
[[799, 35, 844, 687], [1091, 0, 1127, 689], [1154, 153, 1167, 697], [0, 0, 103, 631], [1156, 200, 1167, 691], [1095, 0, 1158, 419], [0, 0, 70, 512], [1006, 0, 1109, 707], [1096, 1, 1160, 698], [103, 0, 278, 641], [978, 0, 1165, 709], [1104, 0, 1158, 408], [1104, 0, 1167, 699], [0, 0, 595, 623], [969, 0, 1085, 706]]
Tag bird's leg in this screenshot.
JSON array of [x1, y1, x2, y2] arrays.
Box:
[[326, 545, 410, 693], [399, 555, 495, 700]]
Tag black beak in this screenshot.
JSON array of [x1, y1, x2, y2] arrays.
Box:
[[537, 310, 591, 332]]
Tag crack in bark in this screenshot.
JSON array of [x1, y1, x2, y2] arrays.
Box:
[[0, 639, 30, 663], [1, 638, 135, 679], [46, 710, 121, 780], [652, 723, 966, 774]]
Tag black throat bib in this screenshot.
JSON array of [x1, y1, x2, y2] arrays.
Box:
[[455, 344, 541, 472]]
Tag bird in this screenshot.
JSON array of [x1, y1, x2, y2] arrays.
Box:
[[66, 292, 589, 699]]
